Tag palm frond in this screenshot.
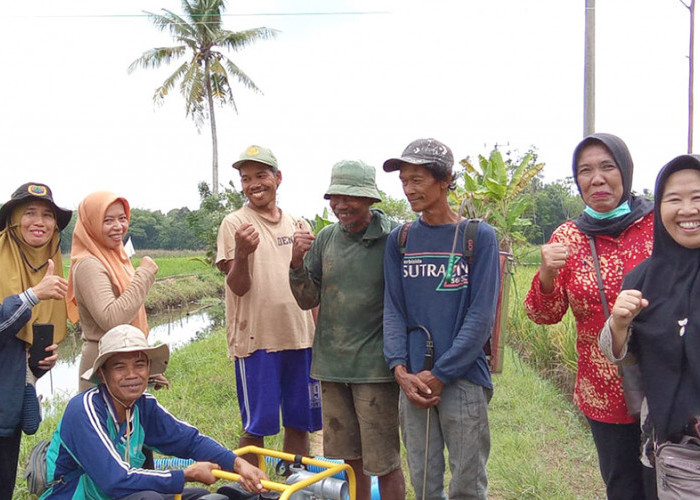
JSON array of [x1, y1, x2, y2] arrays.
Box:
[[217, 27, 279, 51], [222, 57, 262, 93], [153, 61, 190, 104], [128, 46, 188, 73], [146, 9, 197, 41]]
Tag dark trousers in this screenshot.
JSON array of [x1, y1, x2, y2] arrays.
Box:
[[643, 464, 658, 500], [117, 487, 210, 500], [588, 417, 645, 500], [0, 428, 21, 500]]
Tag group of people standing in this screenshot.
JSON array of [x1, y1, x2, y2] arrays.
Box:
[[4, 131, 700, 500], [219, 138, 501, 500]]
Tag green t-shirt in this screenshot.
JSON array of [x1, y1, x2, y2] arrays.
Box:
[[290, 209, 397, 382]]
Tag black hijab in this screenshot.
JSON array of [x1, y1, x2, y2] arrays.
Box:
[[572, 133, 653, 237], [623, 154, 700, 441]]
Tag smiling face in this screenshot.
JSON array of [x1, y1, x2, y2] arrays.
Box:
[[398, 163, 448, 213], [20, 200, 57, 248], [239, 161, 281, 212], [329, 195, 374, 233], [101, 201, 129, 250], [660, 168, 700, 249], [99, 351, 149, 406], [576, 144, 624, 213]]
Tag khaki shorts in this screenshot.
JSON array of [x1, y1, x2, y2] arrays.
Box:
[[321, 381, 401, 476]]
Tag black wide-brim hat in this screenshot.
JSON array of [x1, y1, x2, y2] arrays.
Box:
[[0, 182, 72, 231]]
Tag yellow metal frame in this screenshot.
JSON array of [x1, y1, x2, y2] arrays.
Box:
[[174, 446, 356, 500]]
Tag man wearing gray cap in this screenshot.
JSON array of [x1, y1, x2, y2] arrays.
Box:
[[289, 160, 405, 500], [382, 139, 501, 499], [216, 145, 321, 463]]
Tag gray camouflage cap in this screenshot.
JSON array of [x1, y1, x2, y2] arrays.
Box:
[[383, 138, 454, 174]]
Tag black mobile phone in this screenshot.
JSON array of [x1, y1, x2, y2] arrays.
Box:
[[29, 323, 54, 372]]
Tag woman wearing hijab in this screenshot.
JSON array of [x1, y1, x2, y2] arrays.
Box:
[[602, 154, 700, 497], [0, 182, 71, 499], [524, 134, 654, 499], [67, 191, 160, 392]]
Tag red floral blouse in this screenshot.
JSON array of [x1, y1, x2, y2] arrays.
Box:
[[524, 214, 654, 424]]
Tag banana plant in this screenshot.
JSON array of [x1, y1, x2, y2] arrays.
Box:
[[307, 208, 334, 236], [450, 148, 545, 252]]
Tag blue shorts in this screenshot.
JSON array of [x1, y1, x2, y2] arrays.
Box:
[[235, 348, 322, 437]]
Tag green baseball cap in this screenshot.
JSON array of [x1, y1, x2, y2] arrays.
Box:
[[232, 145, 278, 170], [324, 160, 382, 203]]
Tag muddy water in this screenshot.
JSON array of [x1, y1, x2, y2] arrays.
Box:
[[36, 310, 217, 402]]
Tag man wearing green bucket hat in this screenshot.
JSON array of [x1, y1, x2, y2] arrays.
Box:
[[289, 160, 405, 500]]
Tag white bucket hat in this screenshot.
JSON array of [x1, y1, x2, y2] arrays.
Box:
[[81, 324, 170, 385]]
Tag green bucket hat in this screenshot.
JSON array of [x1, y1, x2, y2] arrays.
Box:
[[324, 160, 382, 203], [232, 145, 278, 171]]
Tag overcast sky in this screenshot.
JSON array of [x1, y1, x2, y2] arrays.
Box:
[[0, 0, 693, 219]]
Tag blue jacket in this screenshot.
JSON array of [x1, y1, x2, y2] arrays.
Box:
[[383, 218, 501, 389], [0, 291, 37, 436], [43, 386, 238, 499]]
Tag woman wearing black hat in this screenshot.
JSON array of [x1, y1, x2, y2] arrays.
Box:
[[602, 154, 700, 497], [524, 134, 654, 498], [0, 182, 71, 499]]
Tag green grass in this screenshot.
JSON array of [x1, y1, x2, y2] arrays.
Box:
[[488, 349, 602, 499], [506, 265, 578, 396], [134, 255, 219, 279]]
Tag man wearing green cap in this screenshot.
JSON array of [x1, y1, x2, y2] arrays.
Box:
[[216, 145, 321, 463], [289, 160, 405, 500]]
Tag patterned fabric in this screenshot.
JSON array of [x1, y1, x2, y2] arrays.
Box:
[[524, 214, 653, 423]]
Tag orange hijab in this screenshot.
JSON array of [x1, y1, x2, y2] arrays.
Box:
[[66, 191, 149, 334], [0, 202, 67, 345]]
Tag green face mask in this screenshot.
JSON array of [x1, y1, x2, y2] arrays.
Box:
[[583, 200, 631, 220]]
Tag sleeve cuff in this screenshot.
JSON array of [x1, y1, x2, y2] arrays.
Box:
[[22, 289, 40, 308]]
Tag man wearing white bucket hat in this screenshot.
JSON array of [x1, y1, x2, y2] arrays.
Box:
[[41, 324, 268, 499]]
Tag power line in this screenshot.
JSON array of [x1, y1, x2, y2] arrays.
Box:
[[5, 11, 389, 20]]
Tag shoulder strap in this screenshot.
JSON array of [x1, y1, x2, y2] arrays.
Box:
[[398, 222, 413, 255], [587, 235, 610, 318], [462, 218, 481, 265], [400, 219, 481, 261]]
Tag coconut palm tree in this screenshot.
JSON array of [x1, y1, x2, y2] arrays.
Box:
[[128, 0, 277, 194]]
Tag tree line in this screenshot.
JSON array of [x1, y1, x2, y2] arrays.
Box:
[[1, 161, 621, 257]]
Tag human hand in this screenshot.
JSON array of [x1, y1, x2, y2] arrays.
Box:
[[234, 456, 269, 493], [38, 343, 59, 371], [139, 256, 159, 275], [290, 230, 315, 269], [394, 365, 440, 409], [234, 223, 260, 259], [183, 461, 221, 485], [539, 243, 569, 292], [148, 373, 170, 390], [610, 290, 648, 333], [416, 370, 444, 399], [32, 260, 68, 301]]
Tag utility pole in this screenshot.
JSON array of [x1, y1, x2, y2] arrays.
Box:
[[584, 0, 595, 137], [680, 0, 696, 153]]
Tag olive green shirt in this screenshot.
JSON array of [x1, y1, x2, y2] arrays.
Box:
[[289, 209, 397, 382]]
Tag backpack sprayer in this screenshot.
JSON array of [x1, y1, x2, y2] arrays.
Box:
[[172, 446, 354, 500]]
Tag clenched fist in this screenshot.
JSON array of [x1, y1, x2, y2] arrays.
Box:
[[235, 223, 260, 259], [290, 230, 315, 270], [539, 243, 569, 293]]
